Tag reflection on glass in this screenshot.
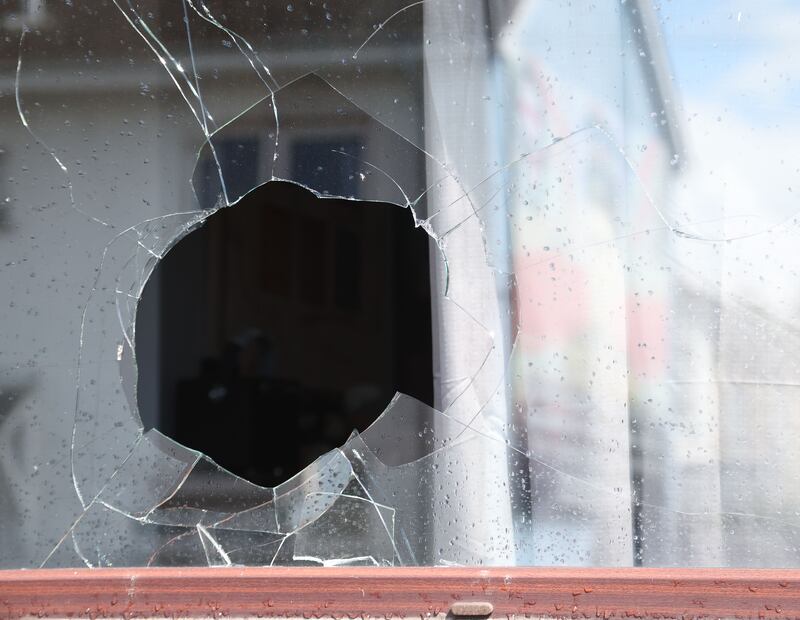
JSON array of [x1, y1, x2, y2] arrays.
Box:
[[1, 0, 799, 568]]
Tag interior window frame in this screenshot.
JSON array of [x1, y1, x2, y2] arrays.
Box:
[[2, 566, 799, 618]]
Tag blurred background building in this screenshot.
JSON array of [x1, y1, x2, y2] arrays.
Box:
[[1, 0, 800, 568]]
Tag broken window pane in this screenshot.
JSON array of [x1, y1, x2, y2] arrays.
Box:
[[137, 180, 433, 487], [2, 0, 800, 568]]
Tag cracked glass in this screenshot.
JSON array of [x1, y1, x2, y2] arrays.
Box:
[[2, 0, 800, 568]]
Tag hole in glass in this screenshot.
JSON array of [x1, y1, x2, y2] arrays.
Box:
[[135, 180, 433, 487]]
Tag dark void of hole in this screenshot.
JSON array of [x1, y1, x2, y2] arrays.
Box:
[[136, 181, 433, 487]]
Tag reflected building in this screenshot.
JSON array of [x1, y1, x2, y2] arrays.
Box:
[[0, 0, 799, 568]]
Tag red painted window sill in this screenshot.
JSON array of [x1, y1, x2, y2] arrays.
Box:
[[2, 567, 800, 618]]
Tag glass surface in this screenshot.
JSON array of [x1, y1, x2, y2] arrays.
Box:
[[1, 0, 799, 568]]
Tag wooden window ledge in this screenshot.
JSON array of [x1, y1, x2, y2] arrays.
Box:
[[1, 567, 799, 619]]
